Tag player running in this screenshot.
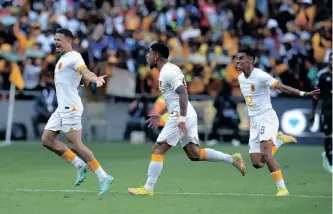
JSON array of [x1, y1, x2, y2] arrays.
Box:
[[128, 43, 247, 196], [236, 48, 320, 196], [41, 28, 113, 195], [310, 52, 332, 173]]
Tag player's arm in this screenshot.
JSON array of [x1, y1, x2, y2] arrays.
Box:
[[80, 67, 106, 87], [159, 106, 168, 115], [175, 85, 188, 118], [274, 82, 320, 98]]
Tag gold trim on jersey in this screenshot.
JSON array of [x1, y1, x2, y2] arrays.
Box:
[[271, 81, 279, 88], [76, 65, 87, 73]]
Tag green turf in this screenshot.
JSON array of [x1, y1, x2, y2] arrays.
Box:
[[0, 142, 331, 214]]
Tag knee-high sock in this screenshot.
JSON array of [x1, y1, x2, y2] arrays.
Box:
[[144, 154, 164, 191], [199, 148, 233, 163]]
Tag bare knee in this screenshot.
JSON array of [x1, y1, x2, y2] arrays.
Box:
[[152, 142, 170, 155], [261, 152, 273, 163], [252, 162, 265, 169]]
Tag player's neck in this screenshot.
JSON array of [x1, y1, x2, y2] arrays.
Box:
[[243, 67, 254, 78], [61, 48, 73, 56], [156, 59, 168, 72]]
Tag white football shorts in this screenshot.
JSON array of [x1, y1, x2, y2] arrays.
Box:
[[157, 114, 199, 147], [44, 109, 83, 133], [248, 109, 279, 154]]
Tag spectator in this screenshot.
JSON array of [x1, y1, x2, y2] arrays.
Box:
[[208, 79, 241, 145], [31, 80, 57, 138]]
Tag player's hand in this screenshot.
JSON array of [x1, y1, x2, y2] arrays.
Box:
[[145, 114, 161, 128], [305, 89, 320, 99], [178, 122, 187, 136], [95, 75, 107, 87]]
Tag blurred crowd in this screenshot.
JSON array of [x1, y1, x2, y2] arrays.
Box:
[[0, 0, 331, 101]]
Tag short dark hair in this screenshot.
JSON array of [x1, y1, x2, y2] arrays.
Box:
[[150, 43, 169, 59], [56, 28, 74, 39], [238, 48, 255, 62]]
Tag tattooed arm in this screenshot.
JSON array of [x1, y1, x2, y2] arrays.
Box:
[[175, 85, 188, 117]]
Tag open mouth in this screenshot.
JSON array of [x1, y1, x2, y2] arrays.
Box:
[[55, 44, 61, 49]]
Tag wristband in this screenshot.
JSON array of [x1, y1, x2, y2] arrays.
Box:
[[299, 91, 306, 96], [178, 116, 186, 123]]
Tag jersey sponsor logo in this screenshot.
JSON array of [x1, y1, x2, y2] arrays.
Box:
[[245, 95, 254, 105], [250, 84, 255, 92], [58, 62, 62, 69]]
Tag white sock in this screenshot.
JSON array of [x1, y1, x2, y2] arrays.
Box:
[[276, 179, 286, 189], [274, 139, 283, 149], [71, 157, 85, 170], [271, 170, 286, 189], [200, 148, 233, 163], [144, 155, 164, 192], [94, 167, 107, 183]]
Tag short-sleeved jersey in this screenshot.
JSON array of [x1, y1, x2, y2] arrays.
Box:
[[238, 68, 278, 117], [159, 63, 197, 117], [314, 67, 332, 113], [54, 51, 86, 112]]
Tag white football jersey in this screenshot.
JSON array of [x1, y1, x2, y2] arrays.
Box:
[[159, 63, 197, 117], [54, 51, 86, 112], [238, 68, 278, 117]]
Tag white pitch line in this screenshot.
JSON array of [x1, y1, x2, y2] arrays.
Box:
[[0, 188, 331, 199]]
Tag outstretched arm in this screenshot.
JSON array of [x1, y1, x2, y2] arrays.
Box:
[[80, 67, 106, 87], [274, 83, 320, 98]]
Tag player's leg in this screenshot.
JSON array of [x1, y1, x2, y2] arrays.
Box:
[[259, 112, 289, 196], [249, 153, 265, 169], [145, 142, 171, 192], [66, 129, 113, 195], [128, 118, 177, 196], [322, 112, 332, 172], [183, 142, 247, 175], [42, 112, 87, 186], [181, 117, 246, 175], [260, 140, 288, 196], [128, 142, 171, 196], [248, 118, 266, 169], [272, 131, 297, 155]]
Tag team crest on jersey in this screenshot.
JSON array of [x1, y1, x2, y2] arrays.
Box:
[[250, 84, 255, 92], [58, 62, 62, 69]]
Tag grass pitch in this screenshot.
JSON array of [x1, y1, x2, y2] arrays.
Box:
[[0, 142, 331, 214]]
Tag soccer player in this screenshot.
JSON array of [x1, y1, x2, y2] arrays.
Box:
[[310, 52, 332, 173], [128, 43, 247, 196], [236, 48, 320, 196], [41, 28, 113, 195]]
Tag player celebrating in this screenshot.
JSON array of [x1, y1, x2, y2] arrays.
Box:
[[128, 43, 247, 196], [236, 48, 320, 196], [41, 29, 113, 195], [310, 52, 332, 173]]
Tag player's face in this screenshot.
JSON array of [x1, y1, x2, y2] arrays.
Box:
[[146, 48, 158, 69], [235, 53, 252, 72], [54, 33, 70, 54]]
